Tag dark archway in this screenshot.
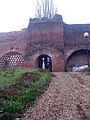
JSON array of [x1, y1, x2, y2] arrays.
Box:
[[65, 50, 90, 71], [36, 54, 52, 71]]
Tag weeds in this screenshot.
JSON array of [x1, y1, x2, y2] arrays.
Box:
[[0, 68, 51, 119]]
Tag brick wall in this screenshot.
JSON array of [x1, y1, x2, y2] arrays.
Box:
[[0, 14, 90, 71]]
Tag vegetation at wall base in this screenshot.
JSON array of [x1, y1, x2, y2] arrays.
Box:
[[80, 67, 90, 73], [0, 68, 51, 120]]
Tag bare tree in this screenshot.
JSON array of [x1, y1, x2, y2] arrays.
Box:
[[35, 0, 57, 19]]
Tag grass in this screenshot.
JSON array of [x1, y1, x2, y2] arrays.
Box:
[[80, 67, 90, 72], [0, 68, 39, 89], [0, 68, 51, 120]]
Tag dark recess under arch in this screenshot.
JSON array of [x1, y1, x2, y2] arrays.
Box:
[[36, 54, 52, 72], [65, 50, 90, 71]]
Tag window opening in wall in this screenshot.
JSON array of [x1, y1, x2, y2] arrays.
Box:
[[0, 52, 24, 68]]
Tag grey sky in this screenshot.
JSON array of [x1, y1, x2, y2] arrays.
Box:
[[0, 0, 90, 32]]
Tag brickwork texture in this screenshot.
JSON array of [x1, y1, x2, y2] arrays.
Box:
[[0, 14, 90, 71]]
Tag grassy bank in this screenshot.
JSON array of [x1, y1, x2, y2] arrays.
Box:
[[0, 68, 51, 120]]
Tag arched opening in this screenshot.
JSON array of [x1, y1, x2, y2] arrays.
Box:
[[36, 54, 52, 71], [65, 50, 90, 71], [0, 52, 24, 68]]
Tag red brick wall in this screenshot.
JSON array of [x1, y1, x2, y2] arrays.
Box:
[[0, 15, 90, 71], [0, 29, 30, 58], [25, 16, 64, 71], [24, 47, 64, 72]]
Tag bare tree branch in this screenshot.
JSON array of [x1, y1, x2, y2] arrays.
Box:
[[35, 0, 57, 19]]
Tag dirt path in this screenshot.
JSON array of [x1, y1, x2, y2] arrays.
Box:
[[22, 72, 90, 120]]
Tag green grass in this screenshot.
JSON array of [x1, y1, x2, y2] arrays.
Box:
[[80, 67, 90, 72], [0, 68, 39, 89], [0, 68, 51, 119]]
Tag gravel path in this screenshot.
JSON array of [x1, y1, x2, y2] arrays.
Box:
[[22, 72, 90, 120]]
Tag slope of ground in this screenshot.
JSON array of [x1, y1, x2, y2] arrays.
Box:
[[0, 68, 51, 119], [22, 72, 90, 120]]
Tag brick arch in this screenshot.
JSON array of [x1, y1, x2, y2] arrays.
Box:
[[65, 49, 90, 71], [25, 47, 64, 72], [0, 52, 24, 68], [36, 54, 52, 71]]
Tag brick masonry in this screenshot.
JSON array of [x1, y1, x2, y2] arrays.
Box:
[[0, 14, 90, 71]]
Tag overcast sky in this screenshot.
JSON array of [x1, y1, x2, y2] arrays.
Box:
[[0, 0, 90, 32]]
